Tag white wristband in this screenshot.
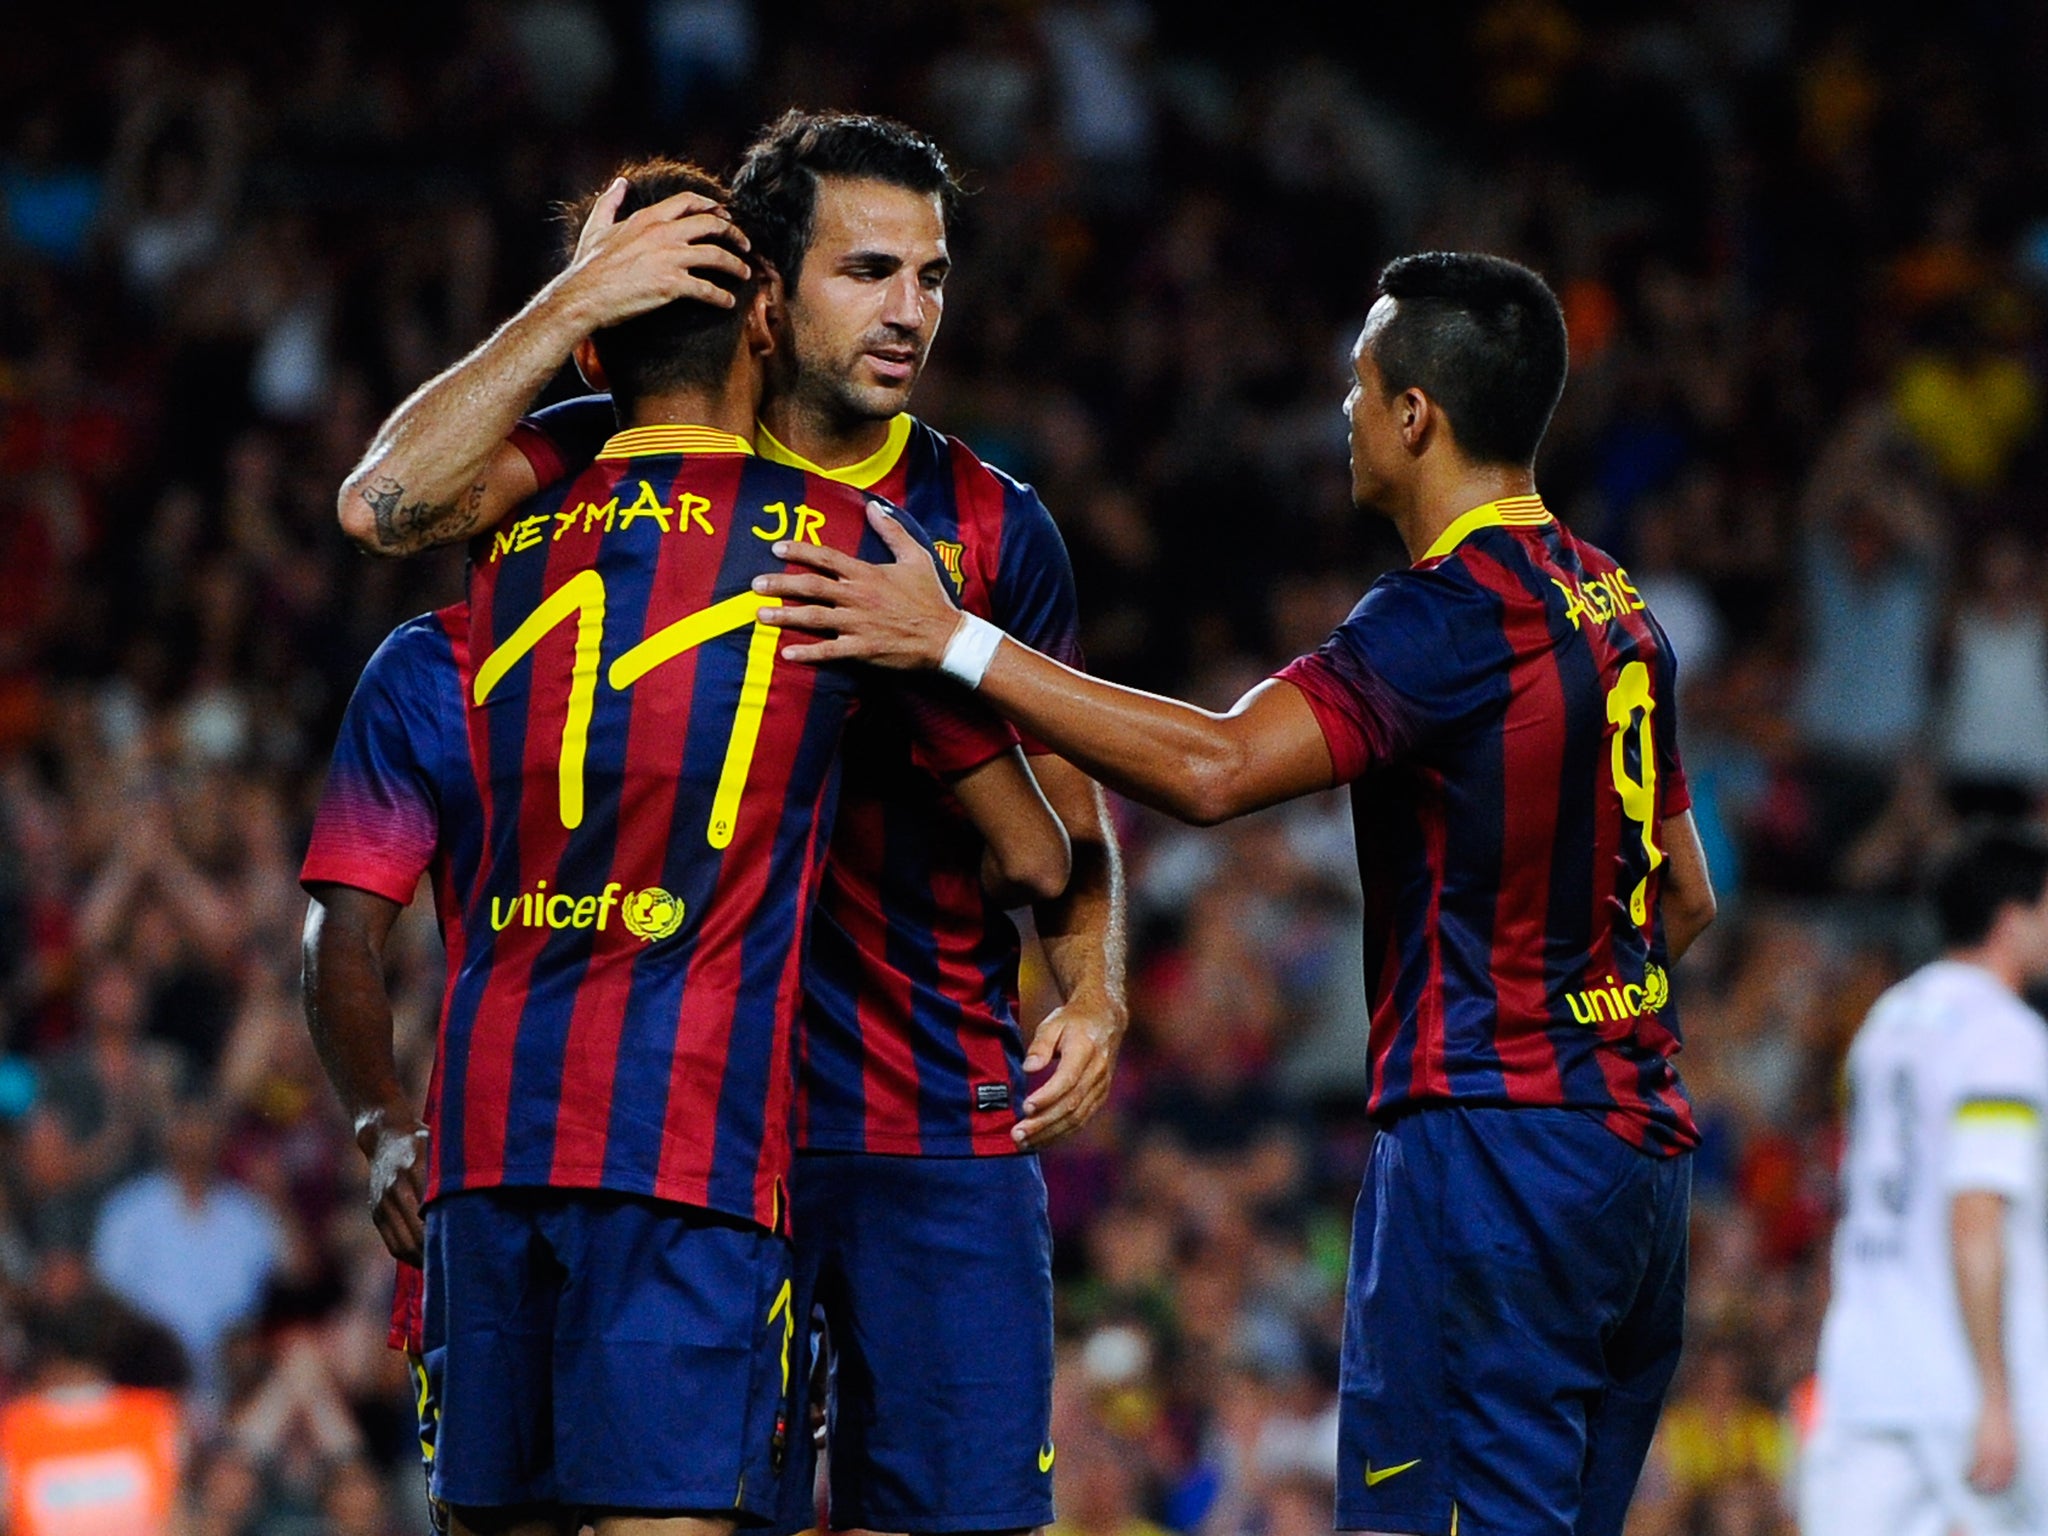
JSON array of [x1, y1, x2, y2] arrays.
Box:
[[938, 612, 1004, 689]]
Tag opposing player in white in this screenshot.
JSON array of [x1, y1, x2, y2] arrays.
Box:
[[1806, 826, 2048, 1536]]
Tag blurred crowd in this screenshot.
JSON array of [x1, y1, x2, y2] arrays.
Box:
[[4, 3, 2048, 1534]]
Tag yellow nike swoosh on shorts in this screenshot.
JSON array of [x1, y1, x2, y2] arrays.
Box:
[[1365, 1458, 1421, 1486], [1038, 1442, 1056, 1473]]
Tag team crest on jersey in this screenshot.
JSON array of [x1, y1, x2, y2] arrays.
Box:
[[932, 540, 966, 593], [621, 887, 686, 943], [1640, 962, 1669, 1012]]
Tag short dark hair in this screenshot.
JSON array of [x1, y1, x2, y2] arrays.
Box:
[[731, 110, 962, 293], [23, 1296, 107, 1375], [1933, 824, 2048, 948], [564, 159, 755, 408], [1369, 252, 1569, 466]]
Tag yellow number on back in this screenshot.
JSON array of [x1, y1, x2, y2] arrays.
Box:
[[610, 592, 782, 849], [473, 577, 783, 847], [1606, 660, 1662, 927], [473, 569, 607, 829]]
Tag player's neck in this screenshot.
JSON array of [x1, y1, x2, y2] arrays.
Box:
[[758, 395, 893, 471], [623, 383, 758, 441], [1947, 941, 2026, 994], [34, 1362, 103, 1395], [1396, 461, 1540, 564]]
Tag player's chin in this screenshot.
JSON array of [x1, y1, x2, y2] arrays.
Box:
[[845, 367, 919, 415]]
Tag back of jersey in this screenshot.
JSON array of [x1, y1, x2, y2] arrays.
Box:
[[1278, 497, 1697, 1153], [435, 424, 877, 1226], [1820, 959, 2048, 1428]]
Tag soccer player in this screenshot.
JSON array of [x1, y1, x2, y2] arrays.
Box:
[[339, 113, 1126, 1536], [300, 160, 1069, 1536], [754, 252, 1720, 1536], [1804, 826, 2048, 1536]]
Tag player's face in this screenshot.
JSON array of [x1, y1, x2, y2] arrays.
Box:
[[782, 177, 949, 426], [1344, 302, 1407, 511]]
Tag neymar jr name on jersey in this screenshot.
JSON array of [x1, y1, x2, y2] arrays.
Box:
[[487, 482, 830, 564]]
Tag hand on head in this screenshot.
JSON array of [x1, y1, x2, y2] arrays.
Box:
[[565, 178, 753, 324]]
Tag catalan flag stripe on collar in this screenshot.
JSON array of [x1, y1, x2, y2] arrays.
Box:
[[1422, 494, 1553, 563], [599, 425, 754, 459]]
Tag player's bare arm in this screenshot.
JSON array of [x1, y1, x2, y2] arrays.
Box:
[[1953, 1188, 2020, 1494], [1659, 810, 1716, 961], [1014, 757, 1127, 1149], [338, 181, 751, 556], [945, 746, 1072, 908], [754, 507, 1339, 825], [302, 883, 428, 1266]]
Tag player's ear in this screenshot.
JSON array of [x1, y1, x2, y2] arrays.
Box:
[[744, 281, 777, 359], [757, 261, 789, 334], [573, 337, 610, 392], [1400, 388, 1433, 454]]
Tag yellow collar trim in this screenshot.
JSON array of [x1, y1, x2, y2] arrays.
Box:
[[755, 414, 913, 490], [599, 424, 754, 459], [1421, 494, 1552, 562]]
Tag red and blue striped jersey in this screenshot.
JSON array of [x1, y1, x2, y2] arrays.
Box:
[[516, 399, 1087, 1156], [1276, 496, 1700, 1156], [301, 424, 1014, 1233], [757, 416, 1085, 1155]]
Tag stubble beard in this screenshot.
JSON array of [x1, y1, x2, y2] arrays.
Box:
[[791, 344, 918, 439]]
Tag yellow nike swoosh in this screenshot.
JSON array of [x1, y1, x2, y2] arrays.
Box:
[[1365, 1458, 1420, 1486], [1038, 1443, 1056, 1473]]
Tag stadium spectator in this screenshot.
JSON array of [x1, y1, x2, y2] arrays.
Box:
[[0, 1298, 183, 1536], [1941, 532, 2048, 813], [91, 1098, 283, 1405]]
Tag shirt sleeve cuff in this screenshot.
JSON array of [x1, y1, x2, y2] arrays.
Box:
[[508, 418, 565, 488], [904, 690, 1018, 777], [1663, 763, 1693, 816], [1272, 656, 1373, 783], [300, 855, 425, 907]]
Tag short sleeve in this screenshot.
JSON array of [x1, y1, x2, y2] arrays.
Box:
[[897, 676, 1020, 777], [509, 393, 617, 490], [1647, 610, 1691, 817], [1944, 1010, 2047, 1200], [1272, 567, 1501, 783], [300, 618, 452, 905], [991, 480, 1085, 670]]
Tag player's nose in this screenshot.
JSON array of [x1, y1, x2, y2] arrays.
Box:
[[881, 272, 931, 331]]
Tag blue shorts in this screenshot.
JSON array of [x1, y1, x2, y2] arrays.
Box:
[[1337, 1107, 1690, 1536], [421, 1188, 796, 1517], [769, 1152, 1055, 1535]]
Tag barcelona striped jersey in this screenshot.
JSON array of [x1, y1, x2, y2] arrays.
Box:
[[1276, 496, 1700, 1155], [517, 399, 1087, 1155], [300, 424, 1014, 1233]]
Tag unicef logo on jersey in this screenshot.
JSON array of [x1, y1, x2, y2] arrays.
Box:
[[488, 880, 686, 943], [620, 887, 685, 943], [1565, 962, 1669, 1027]]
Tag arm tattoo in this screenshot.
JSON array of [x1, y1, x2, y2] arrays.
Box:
[[361, 476, 490, 555]]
